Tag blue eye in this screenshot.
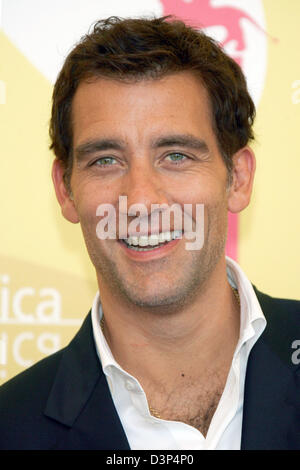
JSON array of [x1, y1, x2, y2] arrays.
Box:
[[94, 157, 117, 166], [166, 153, 187, 163]]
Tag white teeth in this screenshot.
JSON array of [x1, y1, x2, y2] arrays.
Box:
[[130, 236, 139, 246], [124, 231, 182, 248], [148, 235, 160, 246], [138, 236, 149, 247], [158, 233, 165, 243]]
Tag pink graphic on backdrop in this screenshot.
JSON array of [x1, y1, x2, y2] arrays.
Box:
[[160, 0, 265, 260], [161, 0, 268, 67]]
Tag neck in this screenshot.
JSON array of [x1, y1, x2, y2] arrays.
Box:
[[97, 257, 240, 387]]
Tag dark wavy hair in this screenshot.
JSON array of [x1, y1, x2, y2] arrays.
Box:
[[49, 16, 255, 185]]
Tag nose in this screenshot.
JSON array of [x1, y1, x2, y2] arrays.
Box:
[[119, 162, 170, 217]]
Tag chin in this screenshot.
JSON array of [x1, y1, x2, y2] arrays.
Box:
[[118, 280, 200, 313]]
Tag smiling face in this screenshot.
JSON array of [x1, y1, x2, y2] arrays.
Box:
[[54, 72, 240, 310]]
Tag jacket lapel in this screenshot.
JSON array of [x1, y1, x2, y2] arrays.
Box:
[[44, 313, 130, 450], [241, 289, 300, 449]]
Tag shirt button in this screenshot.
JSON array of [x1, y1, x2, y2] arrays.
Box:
[[125, 380, 135, 391]]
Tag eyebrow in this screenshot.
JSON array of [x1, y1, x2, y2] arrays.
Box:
[[74, 133, 209, 161], [74, 138, 126, 161], [152, 134, 209, 153]]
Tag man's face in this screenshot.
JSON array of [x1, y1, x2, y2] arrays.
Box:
[[68, 72, 230, 310]]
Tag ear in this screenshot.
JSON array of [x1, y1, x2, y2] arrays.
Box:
[[52, 159, 79, 223], [227, 146, 256, 213]]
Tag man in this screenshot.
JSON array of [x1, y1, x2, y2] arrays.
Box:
[[0, 16, 299, 450]]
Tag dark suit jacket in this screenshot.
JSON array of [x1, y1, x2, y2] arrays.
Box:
[[0, 288, 299, 450]]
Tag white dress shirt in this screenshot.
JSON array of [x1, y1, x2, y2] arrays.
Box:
[[91, 256, 266, 450]]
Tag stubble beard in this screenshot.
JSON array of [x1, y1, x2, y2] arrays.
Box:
[[80, 206, 228, 315]]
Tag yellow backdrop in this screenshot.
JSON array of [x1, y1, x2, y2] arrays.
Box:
[[0, 0, 299, 383]]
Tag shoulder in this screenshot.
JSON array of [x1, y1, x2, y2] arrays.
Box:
[[0, 347, 64, 403], [0, 312, 93, 415], [0, 313, 95, 449], [254, 287, 300, 326], [255, 288, 300, 313], [0, 348, 65, 449], [254, 287, 300, 365]]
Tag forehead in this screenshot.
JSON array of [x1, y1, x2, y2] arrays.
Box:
[[71, 71, 216, 148]]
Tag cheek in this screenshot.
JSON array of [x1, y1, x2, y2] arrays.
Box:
[[73, 178, 114, 216], [205, 193, 229, 240], [199, 187, 229, 233], [72, 194, 101, 239], [73, 183, 121, 246], [174, 182, 227, 212], [170, 168, 226, 201]]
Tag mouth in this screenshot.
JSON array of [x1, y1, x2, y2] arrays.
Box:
[[120, 230, 182, 252]]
